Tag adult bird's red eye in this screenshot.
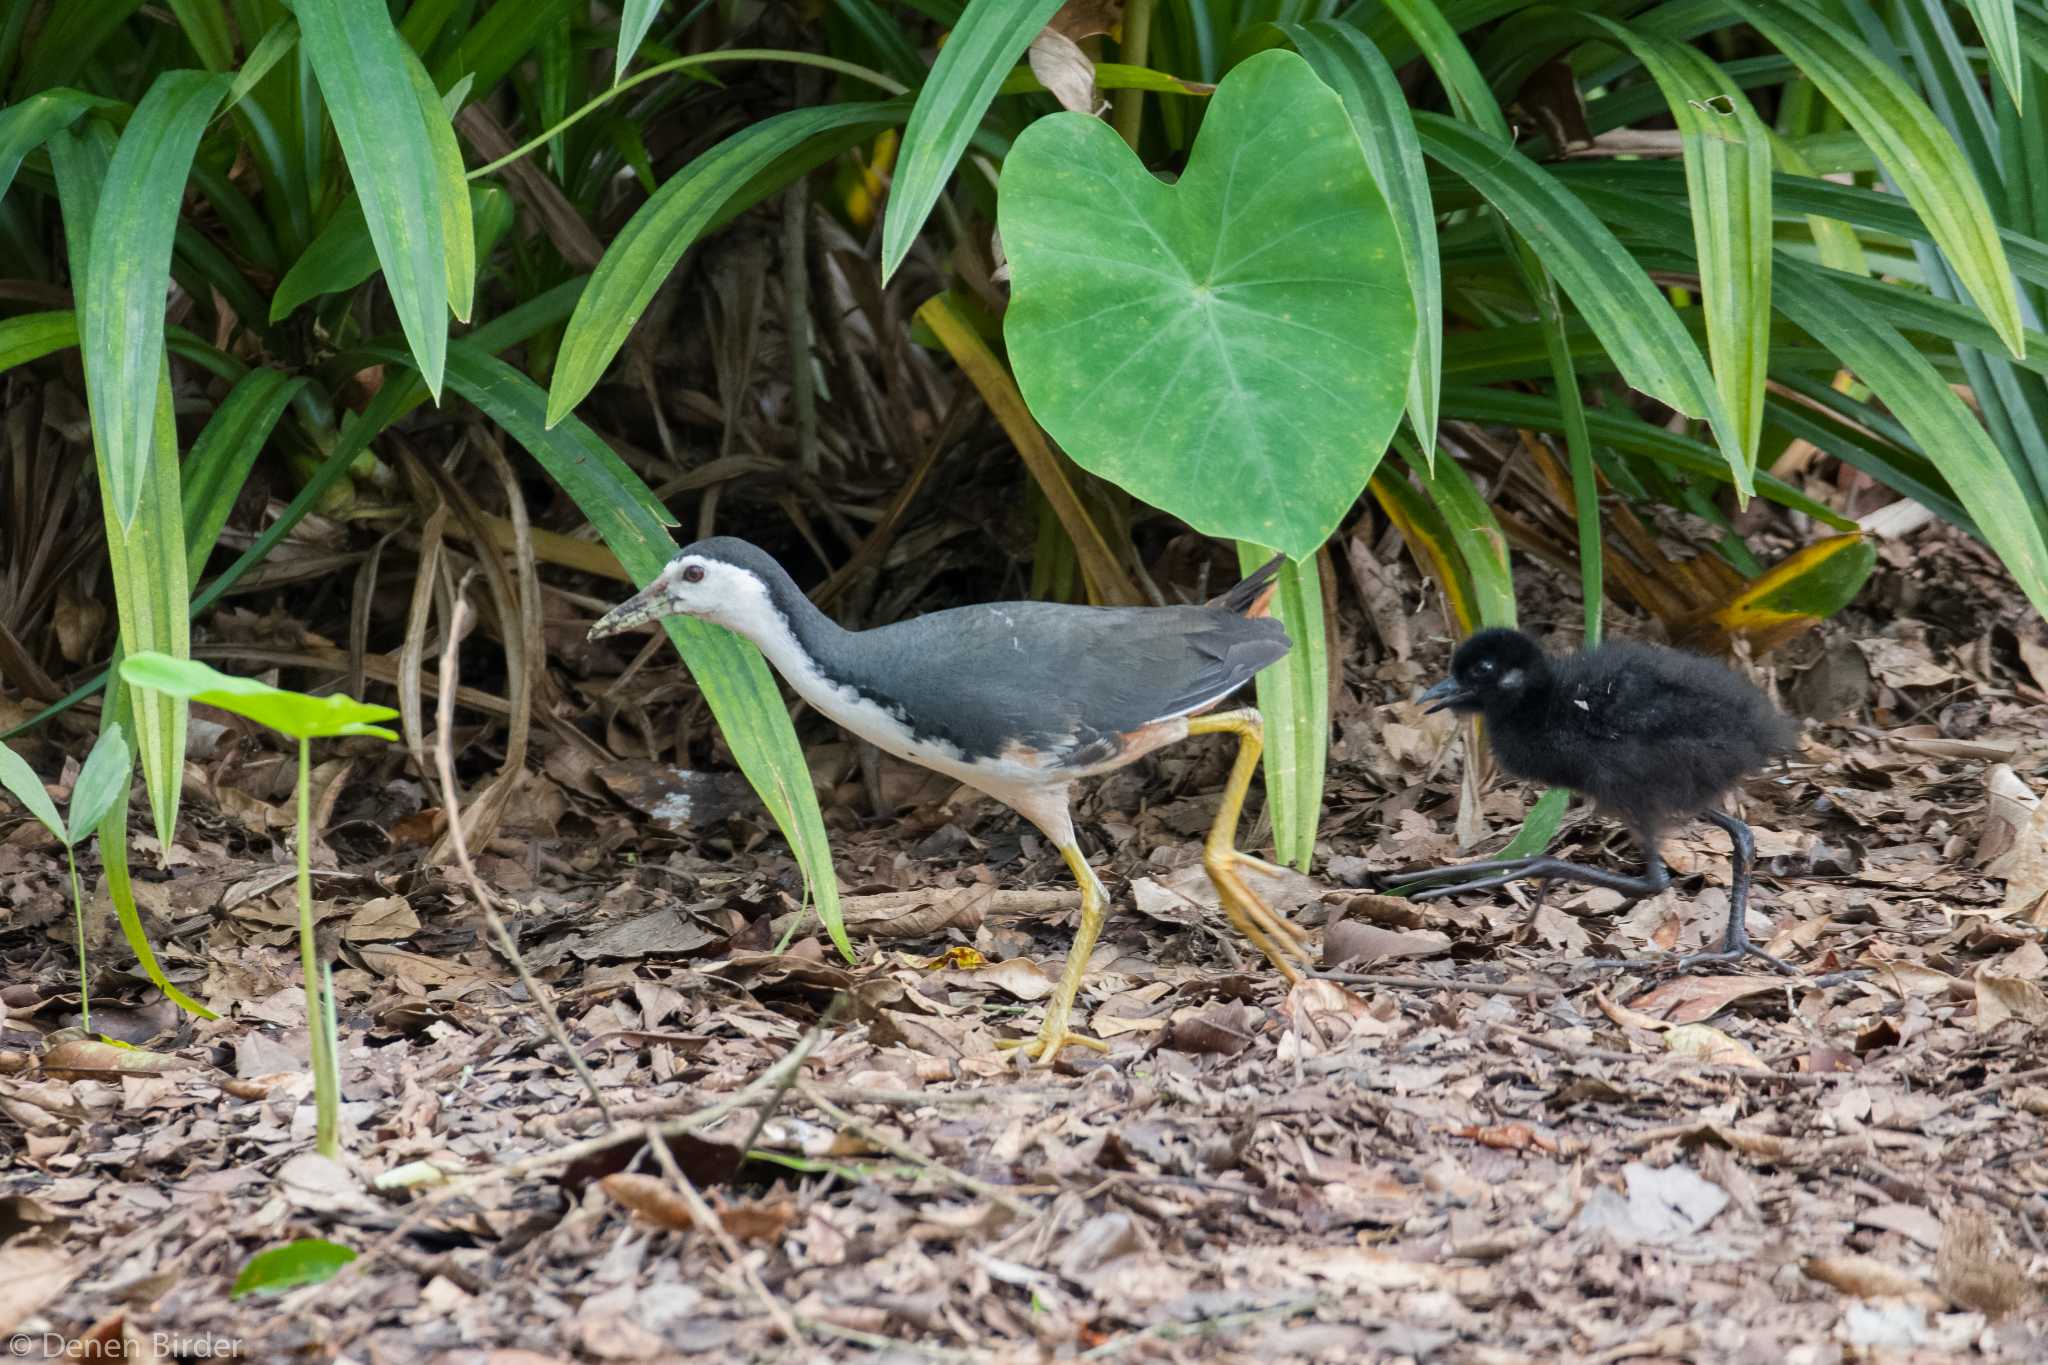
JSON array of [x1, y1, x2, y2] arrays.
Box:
[[682, 564, 705, 584]]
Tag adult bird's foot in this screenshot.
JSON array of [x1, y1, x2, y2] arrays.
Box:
[[1203, 847, 1313, 980], [998, 1021, 1111, 1064]]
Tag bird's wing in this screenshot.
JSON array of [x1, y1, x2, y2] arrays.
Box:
[[849, 602, 1289, 762]]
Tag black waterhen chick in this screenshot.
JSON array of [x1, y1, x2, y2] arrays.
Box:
[[1406, 628, 1802, 973]]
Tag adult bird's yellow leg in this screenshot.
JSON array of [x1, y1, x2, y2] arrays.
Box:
[[1186, 708, 1312, 980], [1001, 843, 1112, 1063]]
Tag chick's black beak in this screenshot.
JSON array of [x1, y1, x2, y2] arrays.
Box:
[[588, 581, 670, 640], [1419, 677, 1473, 715]]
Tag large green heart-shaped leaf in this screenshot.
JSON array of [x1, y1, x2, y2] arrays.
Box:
[[1000, 49, 1415, 560]]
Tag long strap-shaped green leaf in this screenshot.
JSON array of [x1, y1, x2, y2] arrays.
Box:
[[1723, 0, 2024, 357], [1240, 547, 1325, 873], [296, 0, 448, 399], [0, 88, 110, 203], [547, 100, 901, 427], [1414, 112, 1749, 498], [377, 341, 855, 964], [1578, 180, 2048, 617], [53, 114, 191, 856], [879, 0, 1065, 282], [1287, 21, 1441, 455], [81, 69, 228, 530], [1559, 11, 1772, 480]]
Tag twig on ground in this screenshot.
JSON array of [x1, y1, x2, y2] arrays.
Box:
[[283, 1010, 838, 1316], [435, 582, 611, 1124], [643, 1129, 803, 1344], [799, 1084, 1036, 1218], [1079, 1296, 1327, 1358], [1316, 970, 1561, 997]]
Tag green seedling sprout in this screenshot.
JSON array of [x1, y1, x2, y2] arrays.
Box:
[[0, 724, 131, 1031], [120, 653, 397, 1158]]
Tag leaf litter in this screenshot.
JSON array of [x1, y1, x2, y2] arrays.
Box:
[[2, 526, 2048, 1360]]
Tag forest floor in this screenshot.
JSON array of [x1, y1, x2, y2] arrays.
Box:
[[4, 521, 2048, 1363]]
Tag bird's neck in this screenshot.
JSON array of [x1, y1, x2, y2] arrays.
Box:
[[715, 559, 861, 710]]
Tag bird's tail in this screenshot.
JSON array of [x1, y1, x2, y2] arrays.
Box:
[[1210, 553, 1288, 619]]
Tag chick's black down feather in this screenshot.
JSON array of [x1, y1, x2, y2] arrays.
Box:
[[1454, 630, 1799, 835]]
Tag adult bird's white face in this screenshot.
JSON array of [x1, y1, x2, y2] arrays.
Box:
[[586, 553, 768, 639]]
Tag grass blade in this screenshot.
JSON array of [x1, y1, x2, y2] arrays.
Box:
[[80, 69, 229, 529], [376, 339, 855, 964], [1726, 0, 2023, 356], [879, 0, 1065, 282], [1416, 112, 1748, 495], [182, 369, 308, 579], [296, 0, 448, 398], [549, 101, 899, 427], [1288, 21, 1441, 454], [1243, 546, 1325, 873], [614, 0, 663, 84]]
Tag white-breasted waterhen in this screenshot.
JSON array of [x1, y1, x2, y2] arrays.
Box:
[[588, 538, 1308, 1059], [1395, 628, 1802, 974]]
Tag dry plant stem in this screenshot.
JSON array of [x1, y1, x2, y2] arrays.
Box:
[[1314, 971, 1561, 998], [643, 1134, 803, 1345], [800, 1085, 1035, 1218], [298, 737, 339, 1158], [65, 848, 88, 1030], [282, 1013, 837, 1314], [435, 589, 611, 1126]]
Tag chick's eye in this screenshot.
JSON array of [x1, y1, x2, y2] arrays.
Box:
[[682, 564, 705, 584]]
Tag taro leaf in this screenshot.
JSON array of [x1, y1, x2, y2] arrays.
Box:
[[0, 743, 66, 844], [67, 723, 130, 845], [230, 1238, 357, 1298], [1000, 49, 1415, 560], [119, 654, 398, 741]]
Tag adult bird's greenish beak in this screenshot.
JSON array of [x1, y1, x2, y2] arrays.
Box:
[[1419, 677, 1472, 715], [588, 581, 672, 640]]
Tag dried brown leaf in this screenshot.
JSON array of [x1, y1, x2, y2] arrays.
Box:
[[1027, 30, 1097, 115], [601, 1173, 695, 1231], [1322, 918, 1451, 968], [343, 894, 420, 943], [1802, 1253, 1942, 1308], [0, 1241, 73, 1335], [1975, 975, 2048, 1031], [1663, 1022, 1768, 1070], [1628, 975, 1782, 1025]]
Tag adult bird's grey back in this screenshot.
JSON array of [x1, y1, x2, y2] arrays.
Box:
[[833, 586, 1292, 770], [587, 536, 1308, 1062]]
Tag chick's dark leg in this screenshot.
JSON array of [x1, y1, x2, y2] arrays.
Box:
[[1398, 850, 1673, 904], [1667, 811, 1797, 976], [1184, 708, 1312, 980], [1585, 813, 1798, 975]]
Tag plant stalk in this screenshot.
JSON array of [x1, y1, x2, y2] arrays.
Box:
[[296, 737, 340, 1157], [1112, 0, 1156, 150], [66, 846, 88, 1031]]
